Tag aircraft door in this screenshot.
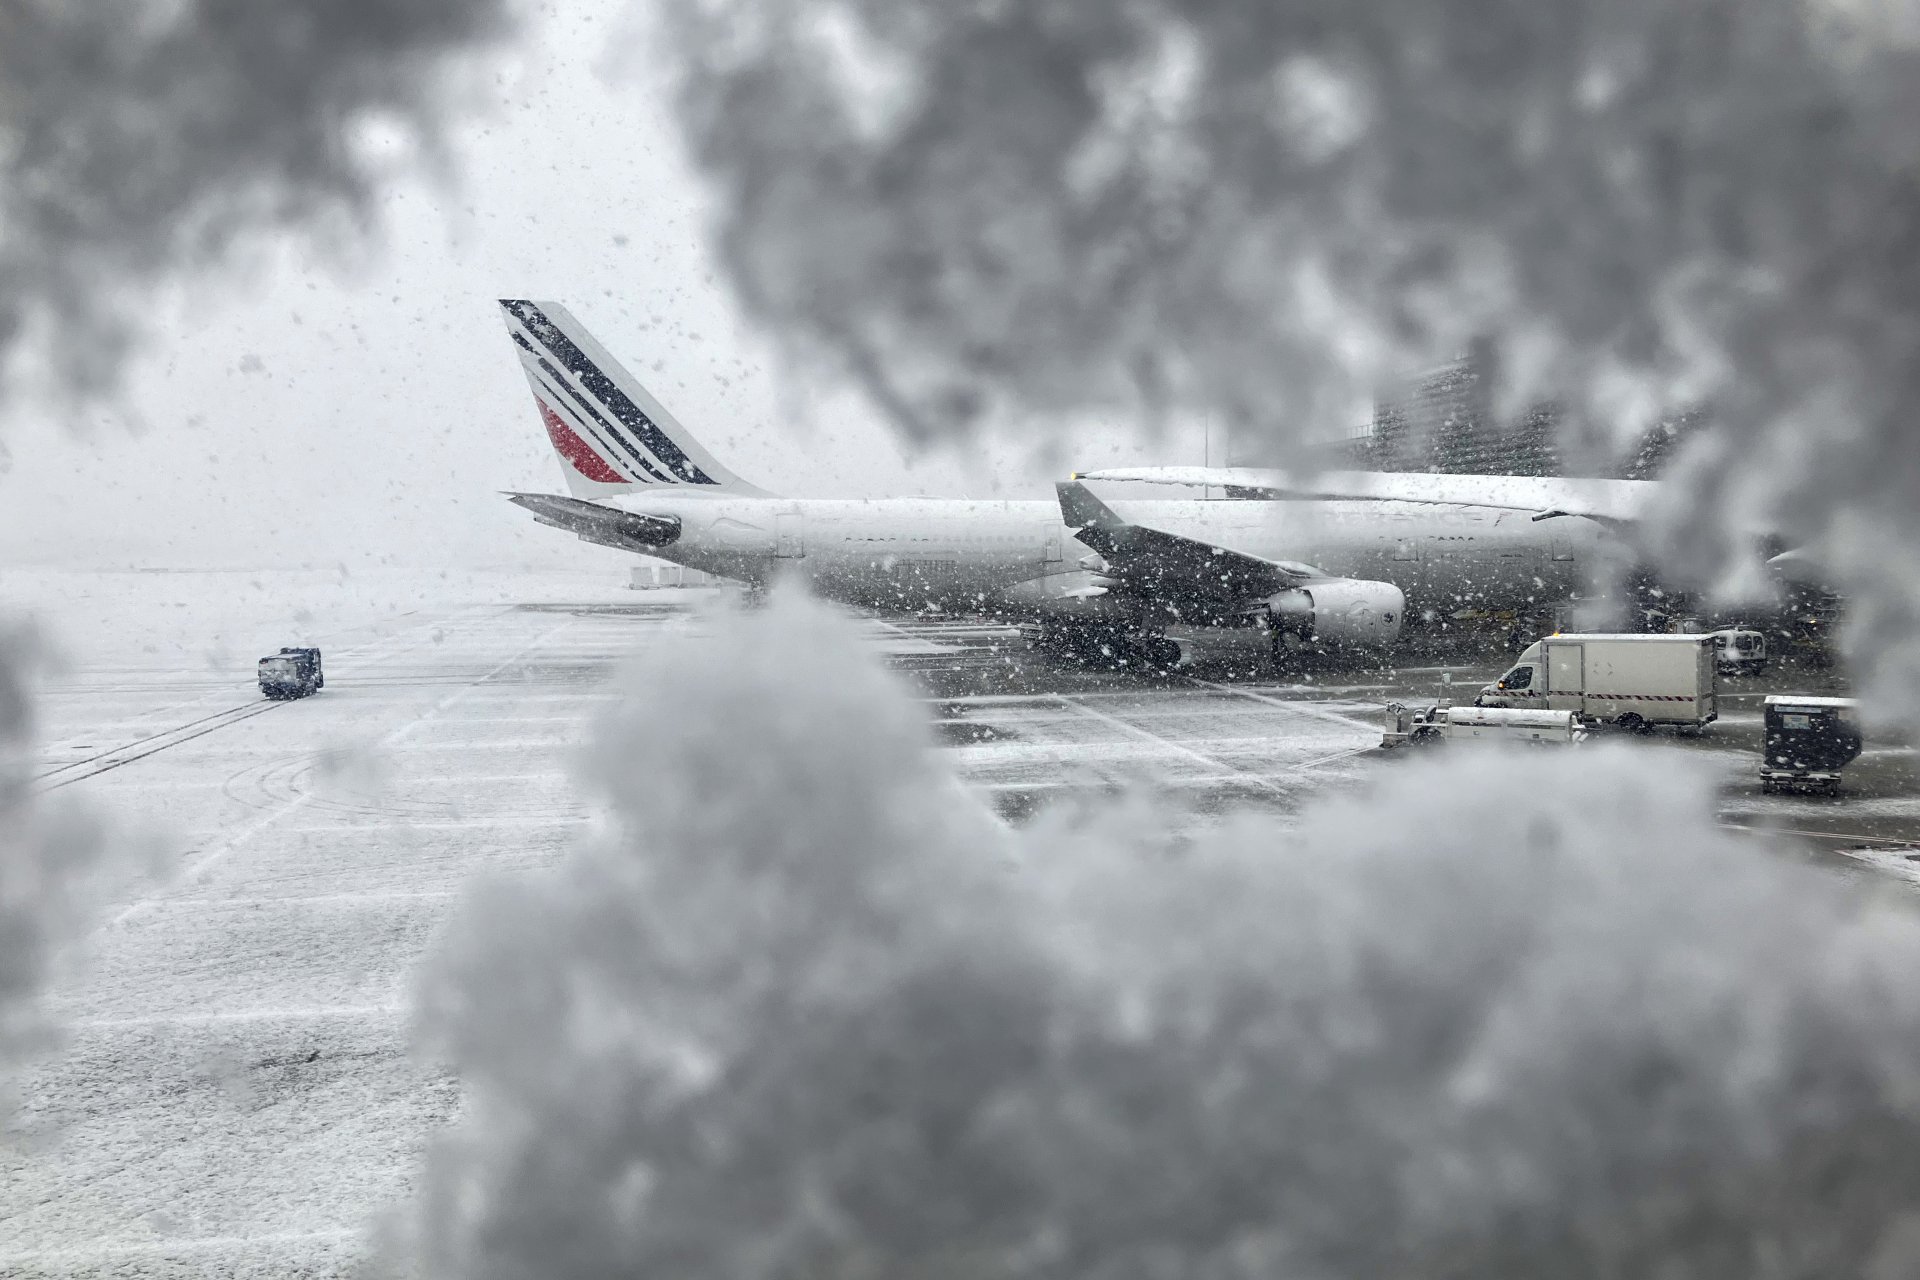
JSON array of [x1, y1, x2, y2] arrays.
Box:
[[1044, 526, 1063, 563], [1550, 531, 1576, 562], [775, 512, 805, 558]]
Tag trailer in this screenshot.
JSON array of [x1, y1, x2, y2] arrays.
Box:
[[1382, 702, 1586, 749], [1760, 695, 1862, 794], [1476, 633, 1717, 731]]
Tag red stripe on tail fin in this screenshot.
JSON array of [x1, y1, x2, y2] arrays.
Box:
[[539, 401, 627, 483]]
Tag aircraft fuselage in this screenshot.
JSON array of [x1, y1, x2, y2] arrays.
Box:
[[610, 493, 1611, 627]]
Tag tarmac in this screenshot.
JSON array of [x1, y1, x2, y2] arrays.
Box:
[[3, 571, 1916, 1275]]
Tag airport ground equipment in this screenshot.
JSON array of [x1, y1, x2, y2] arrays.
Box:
[[258, 647, 323, 700], [1709, 627, 1768, 676], [629, 562, 719, 589], [1382, 702, 1586, 748], [1760, 695, 1861, 794], [1476, 633, 1717, 731]]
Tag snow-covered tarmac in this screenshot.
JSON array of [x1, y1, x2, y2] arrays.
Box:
[[6, 574, 652, 1276], [4, 570, 1918, 1275]]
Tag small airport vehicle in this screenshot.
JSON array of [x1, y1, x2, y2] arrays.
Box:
[[1709, 627, 1768, 676], [258, 647, 324, 700], [1760, 695, 1862, 794], [1382, 701, 1586, 748], [1476, 633, 1717, 731]]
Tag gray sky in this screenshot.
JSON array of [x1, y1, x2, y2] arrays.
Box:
[[0, 0, 1201, 572]]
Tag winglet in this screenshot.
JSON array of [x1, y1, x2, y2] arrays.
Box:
[[1056, 480, 1127, 530]]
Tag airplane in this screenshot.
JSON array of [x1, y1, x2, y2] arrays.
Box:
[[499, 299, 1632, 668]]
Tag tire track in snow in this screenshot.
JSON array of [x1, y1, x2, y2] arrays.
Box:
[[108, 613, 584, 926]]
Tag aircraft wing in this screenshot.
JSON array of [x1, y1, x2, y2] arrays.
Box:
[[1071, 466, 1654, 526], [506, 492, 681, 551], [1056, 481, 1314, 616], [1075, 468, 1846, 602]]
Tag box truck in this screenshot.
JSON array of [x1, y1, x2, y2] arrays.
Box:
[[1476, 634, 1717, 731]]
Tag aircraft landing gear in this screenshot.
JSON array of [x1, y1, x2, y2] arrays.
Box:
[[1270, 628, 1319, 676]]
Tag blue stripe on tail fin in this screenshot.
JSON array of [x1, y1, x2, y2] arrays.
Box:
[[499, 300, 771, 497]]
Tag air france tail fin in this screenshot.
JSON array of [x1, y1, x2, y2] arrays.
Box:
[[499, 299, 771, 499]]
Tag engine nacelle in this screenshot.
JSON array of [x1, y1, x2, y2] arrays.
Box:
[[1266, 578, 1406, 647]]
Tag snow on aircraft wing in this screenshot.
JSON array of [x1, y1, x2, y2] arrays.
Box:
[[1057, 480, 1314, 611], [1071, 466, 1654, 526]]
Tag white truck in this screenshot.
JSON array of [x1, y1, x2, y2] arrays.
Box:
[[1476, 633, 1717, 731]]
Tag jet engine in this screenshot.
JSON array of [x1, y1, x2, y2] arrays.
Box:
[[1265, 578, 1406, 647]]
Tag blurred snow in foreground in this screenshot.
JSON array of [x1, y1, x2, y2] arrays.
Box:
[[394, 589, 1920, 1279]]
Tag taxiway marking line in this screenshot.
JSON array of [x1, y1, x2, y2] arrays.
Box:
[[128, 890, 461, 910], [109, 616, 583, 926], [1048, 695, 1289, 796], [450, 691, 623, 703], [267, 815, 590, 834], [377, 738, 586, 753], [0, 1228, 365, 1265], [1717, 820, 1919, 850], [950, 736, 1368, 766], [36, 603, 487, 738], [1180, 677, 1382, 733], [391, 770, 574, 783], [32, 605, 525, 790], [1283, 743, 1381, 774], [967, 776, 1305, 793], [917, 684, 1396, 708], [407, 714, 590, 725], [69, 1004, 404, 1030]]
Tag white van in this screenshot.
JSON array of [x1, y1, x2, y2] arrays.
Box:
[[1709, 628, 1768, 676], [1477, 633, 1717, 731]]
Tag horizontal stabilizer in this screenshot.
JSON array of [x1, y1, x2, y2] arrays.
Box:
[[506, 492, 681, 551]]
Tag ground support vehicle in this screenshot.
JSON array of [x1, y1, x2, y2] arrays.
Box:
[[1760, 695, 1862, 794], [1382, 702, 1586, 748], [1476, 633, 1717, 731], [259, 647, 323, 700], [1709, 628, 1768, 676]]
